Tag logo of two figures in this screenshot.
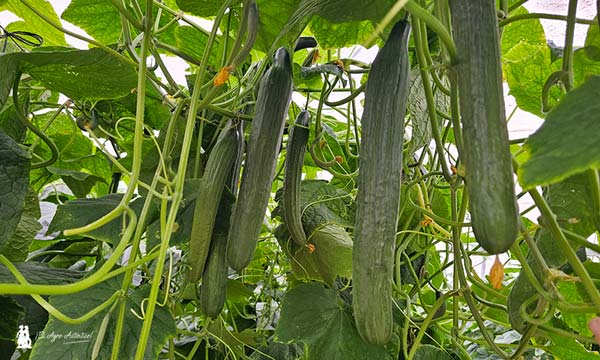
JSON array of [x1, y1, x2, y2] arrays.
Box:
[[16, 325, 32, 350]]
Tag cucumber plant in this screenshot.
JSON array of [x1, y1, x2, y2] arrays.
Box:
[[2, 1, 599, 359]]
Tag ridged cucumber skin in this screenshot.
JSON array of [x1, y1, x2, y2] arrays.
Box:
[[187, 125, 240, 282], [450, 0, 518, 254], [282, 110, 311, 246], [226, 47, 293, 271], [352, 20, 410, 346], [199, 191, 234, 318]]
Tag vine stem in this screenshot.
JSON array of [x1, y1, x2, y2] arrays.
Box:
[[12, 73, 59, 169], [0, 208, 137, 295], [111, 103, 183, 359], [405, 0, 457, 64], [407, 290, 459, 360], [527, 187, 600, 310], [498, 12, 595, 28], [134, 1, 232, 357], [411, 16, 453, 182], [588, 169, 600, 232], [562, 0, 578, 91]]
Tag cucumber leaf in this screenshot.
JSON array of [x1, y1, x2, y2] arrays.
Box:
[[0, 130, 31, 256], [0, 47, 138, 102], [0, 0, 67, 47], [518, 76, 600, 188], [62, 0, 121, 44], [275, 282, 397, 360], [309, 16, 374, 49], [30, 277, 176, 360]]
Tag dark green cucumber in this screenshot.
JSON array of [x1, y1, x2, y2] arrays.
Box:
[[227, 47, 293, 271], [199, 190, 235, 318], [450, 0, 518, 254], [282, 110, 311, 246], [353, 20, 410, 346], [188, 123, 240, 282]]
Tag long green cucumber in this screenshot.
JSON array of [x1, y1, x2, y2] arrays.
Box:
[[282, 110, 311, 246], [188, 123, 240, 282], [199, 190, 235, 318], [450, 0, 518, 254], [352, 19, 410, 346], [226, 47, 293, 271]]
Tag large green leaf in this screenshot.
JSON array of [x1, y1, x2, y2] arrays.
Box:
[[557, 281, 594, 337], [62, 0, 121, 44], [413, 344, 454, 360], [176, 0, 241, 17], [309, 16, 373, 49], [174, 26, 218, 67], [28, 113, 112, 196], [0, 100, 26, 141], [543, 332, 599, 360], [0, 47, 138, 101], [0, 54, 19, 110], [30, 277, 176, 360], [1, 189, 41, 262], [0, 296, 25, 341], [312, 0, 395, 24], [0, 130, 31, 256], [255, 0, 303, 53], [47, 167, 106, 198], [1, 0, 67, 47], [584, 20, 600, 61], [500, 6, 546, 55], [47, 194, 157, 245], [503, 42, 560, 117], [275, 282, 396, 359], [518, 76, 600, 188]]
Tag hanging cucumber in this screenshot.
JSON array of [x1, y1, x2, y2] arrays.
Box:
[[187, 123, 240, 282], [450, 0, 519, 254], [227, 47, 294, 271], [199, 189, 235, 318], [282, 110, 311, 246], [352, 19, 411, 346]]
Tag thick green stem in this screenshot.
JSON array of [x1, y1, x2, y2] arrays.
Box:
[[134, 1, 232, 357], [562, 0, 578, 91], [0, 208, 136, 295]]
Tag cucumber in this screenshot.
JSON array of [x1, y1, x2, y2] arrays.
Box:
[[282, 110, 311, 246], [227, 47, 293, 271], [450, 0, 518, 254], [352, 19, 410, 346], [187, 123, 240, 282], [199, 190, 235, 318]]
